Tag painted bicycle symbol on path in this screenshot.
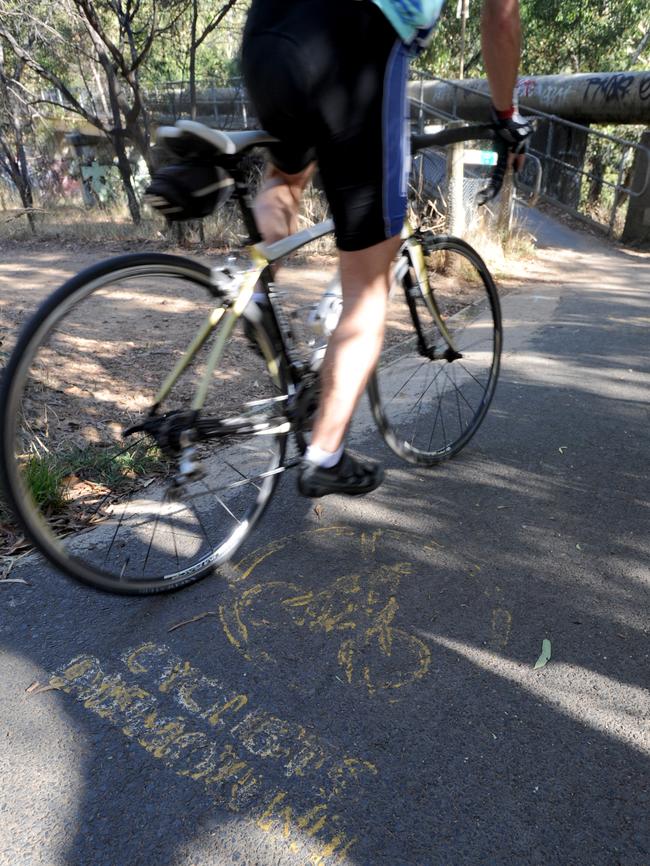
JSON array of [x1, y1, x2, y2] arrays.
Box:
[[219, 528, 432, 700]]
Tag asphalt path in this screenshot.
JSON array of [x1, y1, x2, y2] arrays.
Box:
[[1, 211, 649, 866]]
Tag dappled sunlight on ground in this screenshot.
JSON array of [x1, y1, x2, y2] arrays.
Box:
[[503, 352, 650, 402], [423, 634, 650, 755]]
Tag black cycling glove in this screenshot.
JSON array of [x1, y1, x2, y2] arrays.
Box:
[[477, 107, 534, 206], [491, 105, 533, 154]]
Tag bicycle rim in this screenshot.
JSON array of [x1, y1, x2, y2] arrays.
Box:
[[369, 237, 502, 465], [0, 254, 287, 594]]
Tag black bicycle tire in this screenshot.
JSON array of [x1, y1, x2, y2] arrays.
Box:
[[368, 235, 502, 465], [0, 253, 288, 595]]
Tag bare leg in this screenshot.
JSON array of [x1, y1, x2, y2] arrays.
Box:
[[254, 162, 400, 462], [254, 162, 315, 246], [310, 234, 402, 453]]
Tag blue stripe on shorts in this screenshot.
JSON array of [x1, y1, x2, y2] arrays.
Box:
[[382, 40, 410, 239]]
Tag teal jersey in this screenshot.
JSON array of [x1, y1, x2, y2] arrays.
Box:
[[370, 0, 445, 45]]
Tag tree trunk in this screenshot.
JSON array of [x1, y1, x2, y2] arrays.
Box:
[[15, 138, 35, 231], [0, 49, 35, 231], [189, 0, 198, 120], [112, 132, 141, 223], [101, 56, 141, 223], [1, 136, 36, 232], [587, 152, 604, 207]]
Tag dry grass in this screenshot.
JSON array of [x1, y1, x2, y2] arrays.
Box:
[[0, 203, 162, 245], [455, 211, 538, 283], [0, 177, 335, 252], [0, 177, 539, 282]]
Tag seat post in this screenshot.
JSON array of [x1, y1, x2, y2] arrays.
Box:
[[229, 163, 263, 245]]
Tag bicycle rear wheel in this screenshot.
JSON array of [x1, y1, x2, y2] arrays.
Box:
[[369, 236, 501, 465], [0, 254, 287, 594]]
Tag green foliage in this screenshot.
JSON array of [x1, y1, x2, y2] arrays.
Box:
[[415, 0, 649, 78], [23, 453, 67, 514], [141, 0, 249, 85], [519, 0, 649, 74], [21, 440, 167, 515]]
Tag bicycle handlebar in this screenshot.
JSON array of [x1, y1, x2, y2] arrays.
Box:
[[410, 122, 539, 207], [410, 123, 496, 153]]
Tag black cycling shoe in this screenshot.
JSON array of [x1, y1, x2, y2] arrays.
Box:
[[298, 451, 384, 498]]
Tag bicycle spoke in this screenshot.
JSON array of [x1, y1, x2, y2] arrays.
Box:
[[406, 363, 447, 415], [384, 359, 430, 406], [442, 366, 478, 415], [455, 360, 489, 392], [452, 367, 464, 434], [409, 366, 433, 448], [427, 382, 444, 453], [169, 503, 181, 574], [194, 486, 216, 549], [142, 491, 167, 576], [223, 456, 262, 493], [104, 500, 130, 566], [215, 495, 242, 525]]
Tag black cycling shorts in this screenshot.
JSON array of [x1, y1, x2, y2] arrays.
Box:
[[241, 0, 410, 252]]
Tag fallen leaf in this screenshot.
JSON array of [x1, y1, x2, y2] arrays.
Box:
[[533, 638, 552, 670], [576, 543, 582, 550], [25, 681, 59, 695], [313, 504, 323, 520]]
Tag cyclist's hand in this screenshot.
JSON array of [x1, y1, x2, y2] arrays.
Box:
[[491, 105, 533, 169], [477, 108, 534, 206]]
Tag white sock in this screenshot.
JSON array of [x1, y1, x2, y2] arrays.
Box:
[[305, 444, 344, 468]]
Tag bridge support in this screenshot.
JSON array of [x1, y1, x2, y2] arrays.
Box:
[[622, 130, 650, 246], [532, 122, 590, 210]]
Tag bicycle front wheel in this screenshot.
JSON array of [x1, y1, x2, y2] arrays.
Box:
[[0, 254, 287, 594], [369, 236, 502, 465]]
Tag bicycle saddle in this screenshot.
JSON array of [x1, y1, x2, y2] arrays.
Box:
[[156, 120, 278, 158]]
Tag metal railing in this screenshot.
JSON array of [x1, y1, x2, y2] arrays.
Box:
[[38, 78, 255, 130], [410, 75, 650, 239], [144, 78, 253, 128]]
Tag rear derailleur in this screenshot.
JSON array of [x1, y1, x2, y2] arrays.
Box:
[[123, 410, 204, 494]]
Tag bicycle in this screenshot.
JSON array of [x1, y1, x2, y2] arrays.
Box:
[[0, 120, 509, 595]]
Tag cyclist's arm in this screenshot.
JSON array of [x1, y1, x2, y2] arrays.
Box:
[[480, 0, 521, 112]]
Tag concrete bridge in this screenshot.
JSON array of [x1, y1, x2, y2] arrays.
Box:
[[45, 71, 650, 134], [409, 71, 650, 124]]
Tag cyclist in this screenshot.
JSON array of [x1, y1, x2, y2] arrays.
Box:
[[241, 0, 531, 498]]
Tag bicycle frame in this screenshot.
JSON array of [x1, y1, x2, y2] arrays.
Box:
[[150, 218, 335, 414], [400, 225, 460, 356], [151, 213, 461, 421]]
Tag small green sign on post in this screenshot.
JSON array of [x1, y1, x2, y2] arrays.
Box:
[[463, 149, 498, 166]]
